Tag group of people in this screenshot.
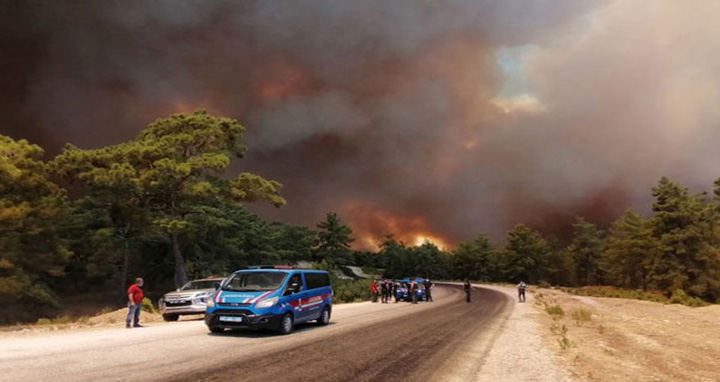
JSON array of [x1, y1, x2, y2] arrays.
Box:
[[370, 278, 433, 304]]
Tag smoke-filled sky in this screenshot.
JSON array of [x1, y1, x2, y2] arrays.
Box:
[[3, 1, 720, 249]]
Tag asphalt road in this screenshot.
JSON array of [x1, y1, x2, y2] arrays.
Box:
[[0, 285, 511, 382]]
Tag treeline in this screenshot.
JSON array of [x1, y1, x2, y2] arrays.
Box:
[[2, 110, 720, 323], [361, 177, 720, 305]]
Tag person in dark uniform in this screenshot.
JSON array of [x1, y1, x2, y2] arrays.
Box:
[[463, 279, 471, 303], [424, 279, 433, 302], [380, 279, 389, 303]]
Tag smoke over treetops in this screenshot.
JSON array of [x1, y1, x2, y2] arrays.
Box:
[[3, 1, 720, 249]]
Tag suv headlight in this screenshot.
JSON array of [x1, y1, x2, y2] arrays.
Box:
[[255, 297, 278, 309]]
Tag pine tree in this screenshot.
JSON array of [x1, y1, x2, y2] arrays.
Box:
[[502, 224, 550, 284], [602, 209, 654, 289], [648, 177, 719, 297], [52, 110, 285, 287], [566, 217, 605, 286], [452, 235, 493, 281], [0, 136, 70, 321], [316, 212, 354, 266]]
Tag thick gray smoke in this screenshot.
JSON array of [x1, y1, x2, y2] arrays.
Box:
[[3, 0, 720, 248]]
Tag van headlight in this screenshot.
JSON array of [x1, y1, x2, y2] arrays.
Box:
[[255, 297, 278, 309]]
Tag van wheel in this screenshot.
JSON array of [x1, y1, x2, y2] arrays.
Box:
[[208, 325, 224, 334], [277, 313, 294, 335], [317, 307, 331, 326], [162, 314, 179, 322]]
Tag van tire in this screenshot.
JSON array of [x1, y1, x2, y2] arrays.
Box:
[[208, 325, 224, 334], [277, 313, 294, 335], [162, 314, 179, 322], [317, 306, 331, 326]]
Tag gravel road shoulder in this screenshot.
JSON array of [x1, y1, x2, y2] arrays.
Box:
[[469, 284, 575, 382]]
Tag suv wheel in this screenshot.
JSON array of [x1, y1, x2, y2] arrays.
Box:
[[277, 313, 294, 335], [317, 307, 331, 326], [208, 325, 224, 334], [162, 314, 179, 322]]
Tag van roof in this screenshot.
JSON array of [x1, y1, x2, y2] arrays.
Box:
[[232, 268, 329, 274]]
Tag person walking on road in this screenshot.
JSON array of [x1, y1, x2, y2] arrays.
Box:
[[463, 279, 471, 303], [518, 281, 527, 302], [424, 279, 433, 302], [126, 278, 144, 328]]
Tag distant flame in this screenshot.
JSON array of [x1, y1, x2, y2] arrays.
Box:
[[341, 201, 453, 251], [254, 61, 311, 103]]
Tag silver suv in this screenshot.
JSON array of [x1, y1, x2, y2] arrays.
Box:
[[158, 277, 224, 321]]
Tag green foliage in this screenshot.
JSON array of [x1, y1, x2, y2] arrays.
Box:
[[498, 224, 551, 284], [545, 304, 564, 317], [0, 135, 69, 323], [566, 218, 605, 286], [453, 235, 493, 281], [668, 289, 708, 307], [316, 212, 354, 266], [564, 287, 668, 303], [141, 297, 157, 313], [332, 277, 372, 303], [571, 308, 593, 326], [601, 210, 654, 289], [52, 110, 285, 288]]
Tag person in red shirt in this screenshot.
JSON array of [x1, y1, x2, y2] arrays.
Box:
[[126, 278, 144, 328], [370, 280, 379, 303]]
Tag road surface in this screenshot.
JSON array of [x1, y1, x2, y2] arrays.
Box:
[[0, 285, 511, 382]]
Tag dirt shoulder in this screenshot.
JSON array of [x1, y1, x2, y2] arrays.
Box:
[[530, 288, 720, 382], [471, 284, 575, 382]]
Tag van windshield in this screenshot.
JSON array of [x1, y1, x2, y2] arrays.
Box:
[[223, 272, 287, 292]]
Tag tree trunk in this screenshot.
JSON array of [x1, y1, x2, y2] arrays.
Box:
[[120, 238, 129, 296], [171, 232, 189, 288]]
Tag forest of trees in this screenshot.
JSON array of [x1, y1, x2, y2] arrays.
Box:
[[2, 110, 720, 323]]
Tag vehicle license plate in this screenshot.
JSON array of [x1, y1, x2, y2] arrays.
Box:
[[219, 316, 243, 322]]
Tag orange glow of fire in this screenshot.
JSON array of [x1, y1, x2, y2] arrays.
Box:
[[255, 61, 311, 103], [341, 201, 453, 251]]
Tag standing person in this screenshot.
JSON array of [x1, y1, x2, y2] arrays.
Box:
[[384, 279, 393, 303], [463, 279, 471, 303], [424, 279, 433, 302], [126, 278, 144, 328], [380, 279, 388, 303], [370, 280, 379, 303], [518, 281, 527, 303], [410, 279, 419, 304], [393, 281, 400, 303]]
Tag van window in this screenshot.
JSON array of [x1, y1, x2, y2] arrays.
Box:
[[304, 272, 331, 290], [224, 272, 287, 292], [284, 274, 303, 295]]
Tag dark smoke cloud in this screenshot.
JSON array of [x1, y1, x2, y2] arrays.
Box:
[[4, 0, 719, 249]]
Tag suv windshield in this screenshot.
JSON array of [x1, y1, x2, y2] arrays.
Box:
[[223, 272, 287, 292], [181, 280, 221, 290]]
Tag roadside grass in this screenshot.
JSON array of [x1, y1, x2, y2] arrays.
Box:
[[571, 308, 593, 326], [545, 304, 564, 317], [536, 293, 573, 350], [561, 286, 710, 307]]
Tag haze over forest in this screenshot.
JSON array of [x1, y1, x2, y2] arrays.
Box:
[[3, 0, 720, 248]]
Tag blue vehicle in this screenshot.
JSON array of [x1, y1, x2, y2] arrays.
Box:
[[205, 267, 333, 335], [396, 278, 427, 302]]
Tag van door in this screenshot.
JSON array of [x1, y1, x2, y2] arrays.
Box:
[[283, 273, 307, 322], [301, 272, 325, 320]]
